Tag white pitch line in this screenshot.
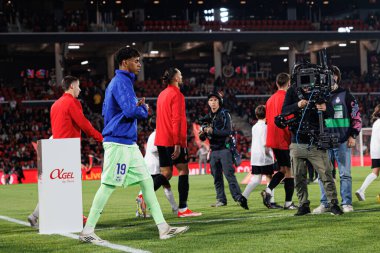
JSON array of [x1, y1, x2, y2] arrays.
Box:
[[0, 215, 150, 253]]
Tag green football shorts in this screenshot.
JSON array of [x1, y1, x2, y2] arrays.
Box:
[[101, 142, 151, 187]]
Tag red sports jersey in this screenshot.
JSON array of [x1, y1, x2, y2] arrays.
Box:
[[50, 93, 103, 142], [265, 90, 291, 150], [155, 85, 187, 147]]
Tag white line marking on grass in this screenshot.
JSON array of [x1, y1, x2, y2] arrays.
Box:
[[0, 215, 151, 253], [0, 215, 31, 226]]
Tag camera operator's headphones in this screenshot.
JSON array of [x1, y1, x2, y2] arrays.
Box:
[[207, 91, 224, 106]]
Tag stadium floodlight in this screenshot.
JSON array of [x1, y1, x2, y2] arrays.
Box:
[[339, 43, 347, 47], [350, 41, 357, 44], [221, 17, 228, 23], [338, 27, 351, 33], [220, 7, 229, 23], [283, 58, 288, 62], [68, 45, 80, 49], [279, 46, 290, 50], [68, 43, 83, 50], [150, 50, 159, 55], [81, 60, 89, 65]]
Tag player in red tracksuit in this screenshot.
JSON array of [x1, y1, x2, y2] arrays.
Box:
[[155, 67, 202, 218], [261, 73, 297, 210], [27, 75, 103, 229]]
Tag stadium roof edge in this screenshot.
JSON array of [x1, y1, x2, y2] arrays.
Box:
[[2, 31, 380, 43]]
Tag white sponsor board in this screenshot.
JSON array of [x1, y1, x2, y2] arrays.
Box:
[[37, 138, 83, 234]]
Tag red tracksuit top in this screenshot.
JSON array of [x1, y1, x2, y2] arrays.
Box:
[[265, 90, 291, 150], [155, 85, 187, 147], [50, 93, 103, 142]]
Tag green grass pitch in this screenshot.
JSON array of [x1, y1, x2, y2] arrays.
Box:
[[1, 167, 380, 253]]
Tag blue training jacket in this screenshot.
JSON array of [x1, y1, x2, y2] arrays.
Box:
[[102, 70, 148, 145]]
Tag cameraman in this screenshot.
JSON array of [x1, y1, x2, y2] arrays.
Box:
[[282, 80, 343, 216], [199, 92, 248, 210]]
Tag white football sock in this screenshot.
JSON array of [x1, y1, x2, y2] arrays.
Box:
[[270, 188, 275, 203], [242, 174, 262, 198], [358, 173, 378, 193], [82, 225, 95, 234], [32, 203, 39, 218], [157, 222, 170, 234], [284, 201, 293, 207], [163, 188, 178, 210]]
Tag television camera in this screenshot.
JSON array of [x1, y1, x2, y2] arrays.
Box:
[[275, 49, 339, 150]]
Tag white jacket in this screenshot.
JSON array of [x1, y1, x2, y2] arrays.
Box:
[[250, 120, 275, 166], [144, 131, 160, 175], [371, 119, 380, 159]]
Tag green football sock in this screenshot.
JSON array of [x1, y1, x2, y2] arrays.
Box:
[[140, 178, 166, 225], [85, 183, 116, 230]]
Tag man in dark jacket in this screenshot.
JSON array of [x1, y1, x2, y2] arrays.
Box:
[[200, 92, 248, 210], [282, 80, 343, 216]]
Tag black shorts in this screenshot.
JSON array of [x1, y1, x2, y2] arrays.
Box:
[[157, 146, 189, 167], [372, 159, 380, 169], [272, 149, 291, 167], [251, 164, 276, 175]]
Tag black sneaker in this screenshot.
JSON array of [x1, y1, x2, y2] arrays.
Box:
[[294, 204, 310, 216], [260, 190, 271, 208], [330, 204, 344, 215], [269, 202, 283, 209], [237, 195, 249, 210]]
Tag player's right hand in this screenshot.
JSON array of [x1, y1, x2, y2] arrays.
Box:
[[172, 145, 181, 160]]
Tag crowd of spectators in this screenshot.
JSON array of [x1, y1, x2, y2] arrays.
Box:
[[2, 6, 380, 33], [1, 71, 380, 174]]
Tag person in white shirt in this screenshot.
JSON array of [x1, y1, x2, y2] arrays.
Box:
[[356, 104, 380, 201], [136, 117, 178, 217], [242, 105, 277, 202]]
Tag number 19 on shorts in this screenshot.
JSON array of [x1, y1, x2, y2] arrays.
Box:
[[116, 163, 126, 175]]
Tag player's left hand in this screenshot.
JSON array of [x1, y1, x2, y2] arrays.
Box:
[[137, 97, 145, 106]]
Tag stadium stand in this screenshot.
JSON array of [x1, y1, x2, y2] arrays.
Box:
[[1, 70, 379, 172]]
